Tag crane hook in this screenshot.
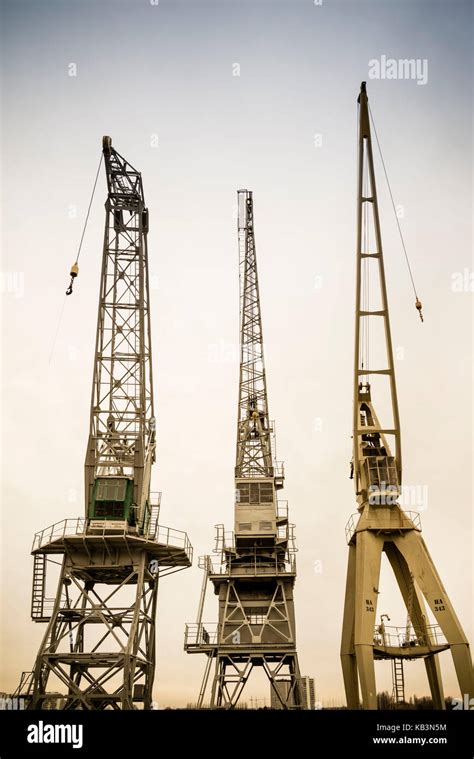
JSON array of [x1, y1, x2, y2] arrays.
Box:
[[415, 298, 424, 322], [66, 262, 79, 296]]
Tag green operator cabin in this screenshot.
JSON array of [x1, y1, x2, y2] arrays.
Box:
[[89, 477, 135, 523]]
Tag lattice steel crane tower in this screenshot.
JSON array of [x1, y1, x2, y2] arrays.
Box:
[[23, 137, 192, 710], [185, 190, 303, 709], [340, 83, 474, 710]]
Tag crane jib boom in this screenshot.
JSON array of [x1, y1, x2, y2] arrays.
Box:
[[84, 136, 156, 535]]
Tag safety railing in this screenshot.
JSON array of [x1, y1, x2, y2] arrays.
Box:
[[32, 517, 193, 564], [184, 623, 220, 647], [150, 525, 193, 560], [345, 514, 358, 544], [273, 460, 285, 481], [373, 624, 447, 650], [210, 551, 296, 576], [214, 524, 236, 554], [32, 518, 87, 551], [276, 500, 288, 520], [198, 555, 216, 573], [277, 524, 288, 541], [287, 523, 297, 553], [345, 510, 422, 544]]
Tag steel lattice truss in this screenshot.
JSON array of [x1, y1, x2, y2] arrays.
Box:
[[219, 579, 294, 646], [29, 553, 158, 710], [87, 145, 154, 482], [185, 190, 303, 710], [211, 654, 301, 709], [235, 190, 273, 479], [352, 82, 401, 491]]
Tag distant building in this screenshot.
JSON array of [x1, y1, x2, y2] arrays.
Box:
[[270, 680, 293, 709], [300, 676, 316, 710], [0, 692, 25, 710], [42, 693, 67, 710], [270, 677, 316, 710]]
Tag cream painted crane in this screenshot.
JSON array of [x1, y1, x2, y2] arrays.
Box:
[[340, 82, 473, 710]]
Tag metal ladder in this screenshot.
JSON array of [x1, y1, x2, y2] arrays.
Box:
[[31, 554, 49, 622], [145, 493, 161, 538], [391, 658, 405, 704]]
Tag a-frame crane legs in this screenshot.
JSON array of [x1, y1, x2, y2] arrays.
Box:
[[341, 523, 473, 709], [393, 531, 474, 697], [385, 542, 444, 709], [425, 656, 445, 710], [341, 545, 360, 709], [354, 530, 382, 710]]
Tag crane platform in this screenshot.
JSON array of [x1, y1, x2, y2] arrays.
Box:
[[32, 517, 192, 567], [372, 624, 449, 661]]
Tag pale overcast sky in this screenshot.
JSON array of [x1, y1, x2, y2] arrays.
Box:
[[1, 0, 472, 707]]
